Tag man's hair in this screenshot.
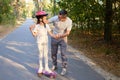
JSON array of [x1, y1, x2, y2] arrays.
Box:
[[59, 10, 67, 15]]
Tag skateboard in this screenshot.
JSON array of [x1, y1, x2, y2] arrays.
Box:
[[42, 70, 57, 78]]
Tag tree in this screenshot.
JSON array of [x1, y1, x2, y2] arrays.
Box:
[[104, 0, 113, 42], [0, 0, 16, 24], [58, 0, 119, 43]]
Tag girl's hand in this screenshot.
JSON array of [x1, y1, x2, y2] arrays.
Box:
[[32, 31, 37, 37], [30, 25, 36, 37]]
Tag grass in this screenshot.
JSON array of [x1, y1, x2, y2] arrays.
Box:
[[0, 19, 25, 38], [0, 25, 16, 38], [68, 29, 120, 77]]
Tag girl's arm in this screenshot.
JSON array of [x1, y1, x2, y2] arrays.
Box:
[[46, 24, 56, 38], [48, 31, 56, 39], [30, 25, 35, 31], [29, 25, 37, 37]]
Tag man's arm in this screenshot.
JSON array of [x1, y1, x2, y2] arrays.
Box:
[[58, 30, 71, 38], [48, 16, 58, 23], [59, 18, 72, 38]]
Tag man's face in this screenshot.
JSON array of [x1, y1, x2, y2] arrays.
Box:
[[58, 14, 67, 22]]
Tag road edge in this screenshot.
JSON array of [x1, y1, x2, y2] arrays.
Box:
[[68, 45, 120, 80]]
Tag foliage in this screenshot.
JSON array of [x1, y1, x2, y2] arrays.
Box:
[[0, 0, 27, 25], [58, 0, 120, 42], [58, 0, 104, 32], [0, 0, 16, 24]]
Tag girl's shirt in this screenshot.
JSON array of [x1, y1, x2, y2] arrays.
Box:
[[33, 24, 51, 43]]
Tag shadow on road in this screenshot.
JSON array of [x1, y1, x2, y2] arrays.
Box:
[[0, 19, 104, 80]]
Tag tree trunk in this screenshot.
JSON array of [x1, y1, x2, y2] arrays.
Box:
[[104, 0, 113, 42]]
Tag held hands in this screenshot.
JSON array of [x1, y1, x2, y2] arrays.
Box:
[[53, 34, 63, 39]]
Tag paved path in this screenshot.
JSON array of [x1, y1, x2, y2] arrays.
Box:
[[0, 19, 105, 80]]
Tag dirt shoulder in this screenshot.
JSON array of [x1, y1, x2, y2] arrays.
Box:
[[0, 19, 24, 39], [68, 33, 120, 77], [0, 25, 17, 39]]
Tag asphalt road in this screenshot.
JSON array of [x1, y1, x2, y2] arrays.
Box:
[[0, 19, 105, 80]]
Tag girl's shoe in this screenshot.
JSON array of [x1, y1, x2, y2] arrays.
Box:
[[45, 68, 52, 73], [37, 68, 43, 77], [37, 72, 43, 77]]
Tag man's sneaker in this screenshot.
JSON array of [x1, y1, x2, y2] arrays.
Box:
[[52, 66, 58, 71], [61, 68, 67, 76]]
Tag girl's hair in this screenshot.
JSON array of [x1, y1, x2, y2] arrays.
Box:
[[36, 15, 46, 28], [36, 15, 42, 24]]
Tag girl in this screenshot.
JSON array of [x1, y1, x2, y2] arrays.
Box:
[[30, 11, 56, 77]]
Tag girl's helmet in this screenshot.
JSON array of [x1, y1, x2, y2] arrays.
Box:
[[35, 11, 48, 25], [36, 11, 48, 17]]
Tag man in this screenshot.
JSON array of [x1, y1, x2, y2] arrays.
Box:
[[48, 10, 72, 75]]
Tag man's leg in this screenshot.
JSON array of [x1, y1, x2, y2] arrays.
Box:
[[51, 38, 58, 70], [60, 40, 67, 75]]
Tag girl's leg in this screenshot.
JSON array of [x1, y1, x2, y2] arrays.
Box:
[[38, 43, 43, 73], [44, 43, 51, 72]]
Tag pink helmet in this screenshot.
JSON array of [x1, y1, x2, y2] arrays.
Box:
[[36, 11, 48, 16]]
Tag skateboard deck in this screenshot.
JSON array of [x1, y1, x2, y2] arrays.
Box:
[[42, 70, 57, 78]]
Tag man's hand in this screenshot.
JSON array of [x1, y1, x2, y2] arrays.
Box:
[[55, 34, 62, 39], [54, 30, 71, 39]]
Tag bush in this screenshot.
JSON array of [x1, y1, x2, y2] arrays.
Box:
[[0, 0, 16, 25]]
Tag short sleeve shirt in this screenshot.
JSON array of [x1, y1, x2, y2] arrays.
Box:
[[48, 16, 72, 35], [33, 24, 51, 43]]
